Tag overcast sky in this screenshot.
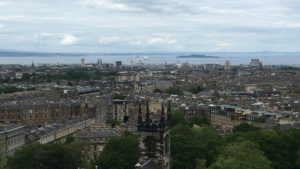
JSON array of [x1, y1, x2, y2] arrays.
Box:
[[0, 0, 299, 52]]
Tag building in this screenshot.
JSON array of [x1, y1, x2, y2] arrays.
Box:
[[97, 59, 102, 68], [134, 80, 172, 93], [0, 100, 81, 126], [0, 123, 25, 156], [136, 101, 172, 169], [250, 59, 262, 69], [134, 81, 155, 93], [111, 99, 129, 123], [115, 61, 122, 67], [181, 104, 267, 131], [81, 58, 86, 68], [116, 71, 140, 82], [245, 84, 257, 93], [74, 128, 121, 159], [204, 64, 221, 70], [27, 118, 95, 144], [224, 60, 230, 70]]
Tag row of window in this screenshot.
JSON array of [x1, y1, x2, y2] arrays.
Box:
[[0, 107, 72, 114], [7, 135, 24, 146]]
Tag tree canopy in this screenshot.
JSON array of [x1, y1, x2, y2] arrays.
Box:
[[209, 141, 271, 169], [165, 86, 183, 95], [171, 125, 222, 169], [93, 132, 139, 169], [171, 109, 186, 126], [7, 142, 84, 169]]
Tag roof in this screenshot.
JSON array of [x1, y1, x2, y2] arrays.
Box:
[[0, 123, 24, 133], [138, 159, 161, 169], [74, 128, 121, 138]]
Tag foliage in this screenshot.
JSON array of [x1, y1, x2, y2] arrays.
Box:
[[7, 142, 84, 169], [171, 109, 186, 126], [153, 88, 163, 93], [189, 85, 203, 94], [195, 159, 207, 169], [93, 132, 139, 169], [165, 86, 183, 95], [209, 141, 271, 169], [224, 127, 300, 169], [0, 86, 23, 94], [171, 125, 222, 169], [232, 123, 261, 133], [190, 115, 210, 126], [65, 135, 75, 144], [106, 118, 120, 128], [112, 93, 126, 100], [21, 73, 31, 81], [35, 68, 117, 83]]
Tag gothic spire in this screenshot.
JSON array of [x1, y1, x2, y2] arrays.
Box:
[[160, 102, 165, 126], [167, 100, 172, 126], [146, 100, 150, 122], [138, 101, 142, 124]]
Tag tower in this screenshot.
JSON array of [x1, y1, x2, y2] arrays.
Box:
[[224, 60, 230, 70], [137, 100, 172, 169], [97, 59, 102, 68], [81, 58, 85, 68]]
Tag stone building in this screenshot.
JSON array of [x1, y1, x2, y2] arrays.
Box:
[[182, 104, 267, 131], [74, 127, 121, 160], [0, 123, 25, 156], [0, 100, 81, 126], [116, 71, 140, 82], [27, 118, 95, 144]]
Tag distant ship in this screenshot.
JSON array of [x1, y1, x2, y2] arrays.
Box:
[[136, 55, 148, 61]]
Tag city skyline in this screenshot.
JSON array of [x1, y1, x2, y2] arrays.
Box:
[[0, 0, 300, 53]]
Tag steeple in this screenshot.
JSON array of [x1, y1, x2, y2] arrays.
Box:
[[138, 101, 142, 124], [160, 102, 165, 127], [146, 100, 150, 123], [167, 100, 172, 126]]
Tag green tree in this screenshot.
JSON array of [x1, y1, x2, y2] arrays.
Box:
[[195, 159, 207, 169], [296, 148, 300, 168], [225, 128, 299, 169], [209, 141, 271, 169], [190, 115, 210, 126], [7, 143, 83, 169], [189, 85, 203, 94], [106, 118, 120, 128], [172, 109, 186, 126], [171, 125, 221, 169], [65, 135, 75, 144], [112, 93, 126, 100], [21, 73, 31, 81], [232, 123, 261, 133], [153, 88, 163, 93], [93, 132, 139, 169], [165, 86, 183, 95]]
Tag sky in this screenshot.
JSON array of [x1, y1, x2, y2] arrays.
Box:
[[0, 0, 300, 53]]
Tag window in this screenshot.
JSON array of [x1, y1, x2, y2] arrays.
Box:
[[144, 136, 156, 158]]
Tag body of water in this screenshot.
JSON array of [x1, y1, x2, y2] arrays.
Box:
[[0, 52, 300, 66]]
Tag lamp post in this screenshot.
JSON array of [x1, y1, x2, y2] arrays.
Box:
[[95, 165, 98, 169]]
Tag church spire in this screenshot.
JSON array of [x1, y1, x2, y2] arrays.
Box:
[[138, 101, 142, 124], [160, 102, 165, 127], [167, 100, 172, 127], [146, 100, 150, 123]]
